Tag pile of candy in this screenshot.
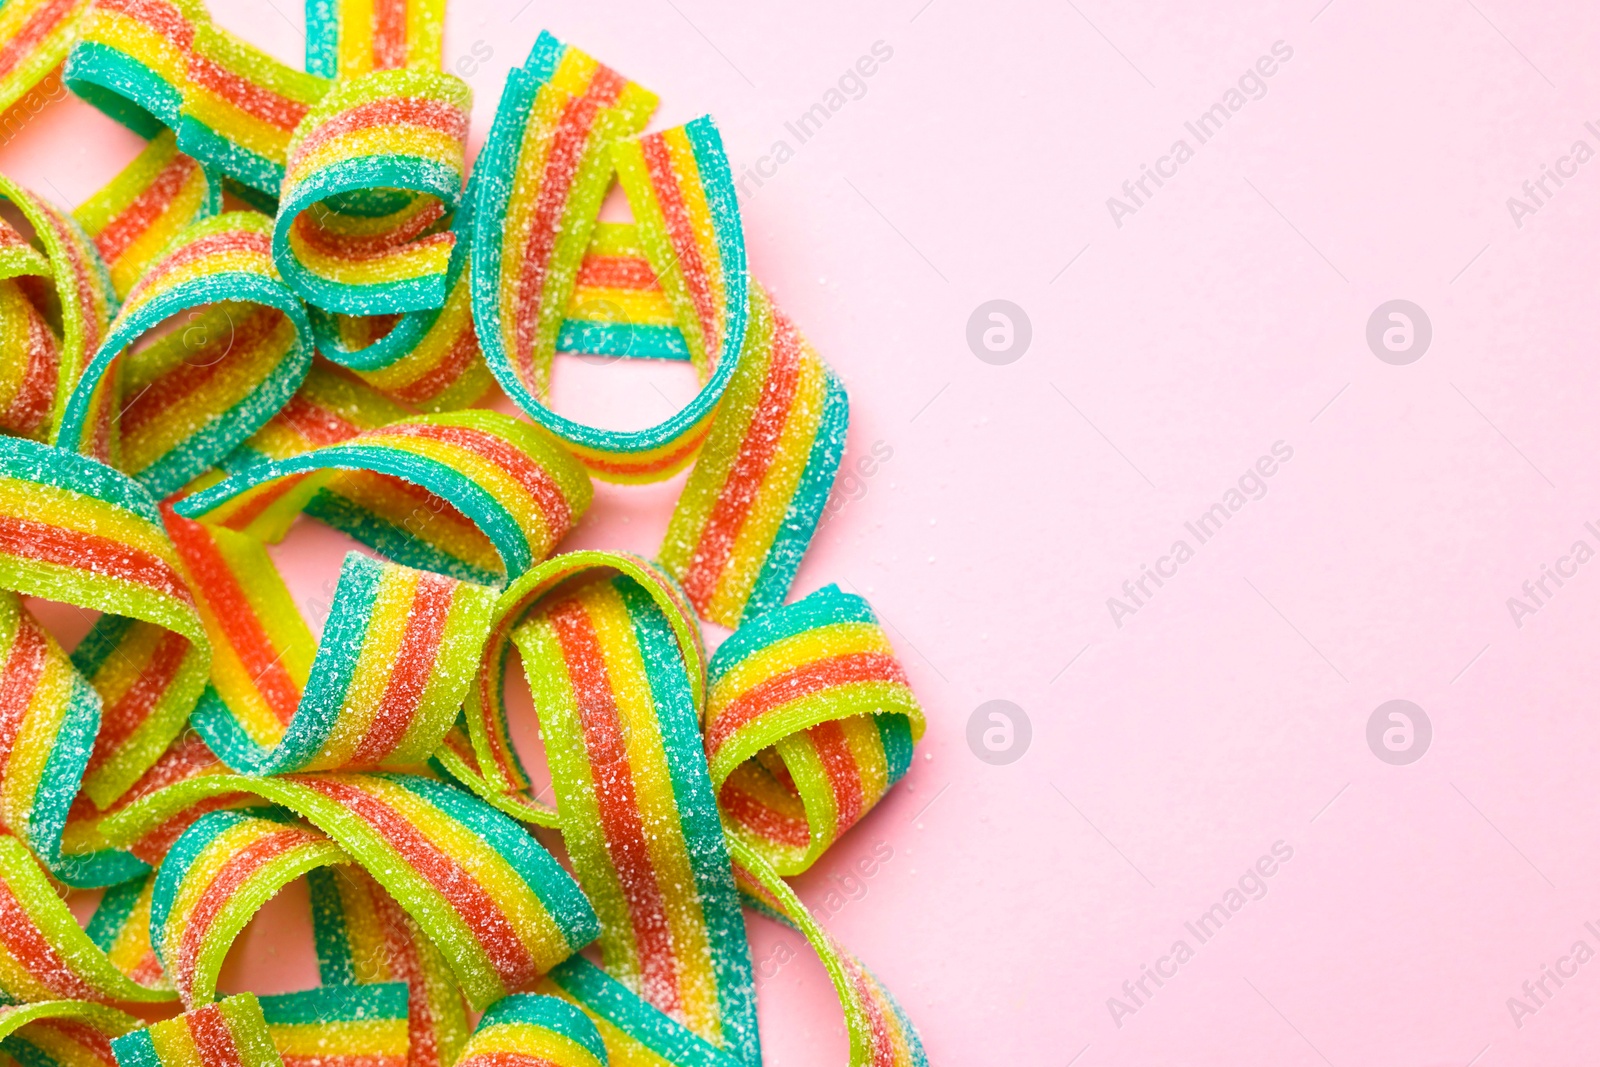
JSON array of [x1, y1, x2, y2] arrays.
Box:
[[0, 2, 928, 1066]]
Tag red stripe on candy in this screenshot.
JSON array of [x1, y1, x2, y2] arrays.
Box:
[[95, 154, 198, 264], [346, 574, 454, 765], [680, 310, 803, 609], [639, 136, 715, 356], [547, 598, 685, 1019], [705, 652, 907, 759], [0, 515, 188, 601], [301, 777, 539, 989], [184, 1002, 248, 1067]]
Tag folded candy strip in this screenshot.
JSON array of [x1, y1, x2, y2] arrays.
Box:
[[0, 217, 66, 441], [273, 67, 470, 316], [0, 437, 210, 847], [0, 175, 115, 441], [56, 212, 315, 496]]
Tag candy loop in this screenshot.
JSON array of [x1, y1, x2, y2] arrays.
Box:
[[472, 42, 757, 483], [0, 174, 116, 442], [151, 808, 348, 1005], [56, 212, 315, 495], [177, 410, 592, 586], [704, 585, 924, 877], [102, 771, 600, 1011], [74, 131, 223, 302], [0, 436, 210, 818], [274, 67, 470, 315]]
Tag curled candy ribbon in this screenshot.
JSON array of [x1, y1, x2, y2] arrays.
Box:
[[0, 4, 930, 1065]]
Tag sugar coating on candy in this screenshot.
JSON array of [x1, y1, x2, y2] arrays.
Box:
[[111, 993, 284, 1067], [659, 284, 850, 628], [274, 69, 472, 316], [54, 212, 314, 498], [0, 17, 934, 1067]]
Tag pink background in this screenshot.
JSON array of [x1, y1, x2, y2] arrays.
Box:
[[9, 0, 1600, 1063]]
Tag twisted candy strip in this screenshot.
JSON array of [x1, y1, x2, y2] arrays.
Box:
[[469, 33, 657, 419], [705, 585, 923, 876], [473, 45, 755, 482], [182, 408, 591, 584], [0, 437, 210, 833], [57, 212, 315, 495], [273, 67, 470, 315]]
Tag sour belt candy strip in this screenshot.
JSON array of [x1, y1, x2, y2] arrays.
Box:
[[170, 536, 494, 775], [0, 436, 209, 819], [55, 212, 315, 495], [0, 590, 101, 872], [476, 72, 747, 482], [304, 0, 444, 78], [0, 215, 63, 440], [0, 0, 89, 125], [258, 983, 410, 1067], [0, 833, 173, 1002], [659, 287, 849, 628], [74, 130, 221, 301], [110, 993, 281, 1067], [101, 771, 600, 1011], [150, 808, 348, 1005], [469, 33, 656, 419], [63, 0, 329, 198], [452, 992, 605, 1067], [301, 160, 492, 413], [177, 410, 592, 585], [307, 866, 469, 1067], [704, 584, 923, 876], [557, 222, 688, 362], [0, 1001, 139, 1067], [273, 67, 470, 315], [509, 570, 756, 1061], [0, 174, 115, 440], [446, 549, 701, 819]]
